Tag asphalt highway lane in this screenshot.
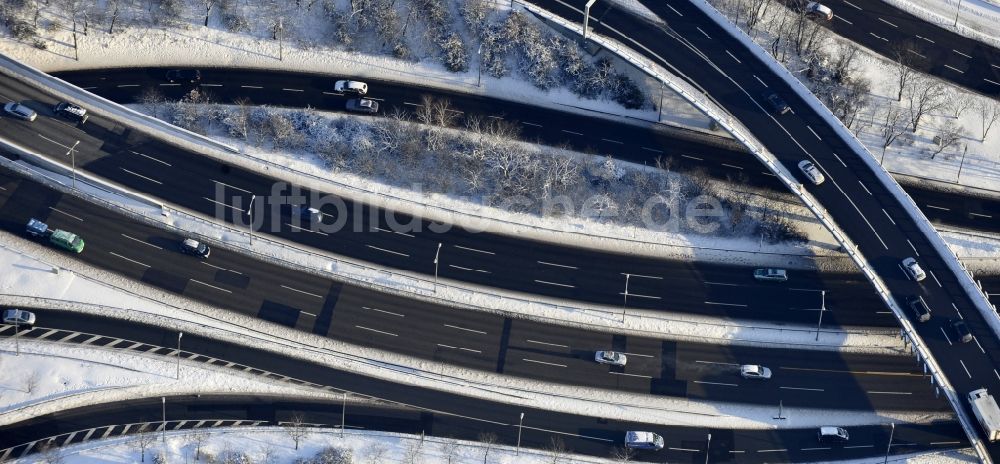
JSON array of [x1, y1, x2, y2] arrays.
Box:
[[0, 395, 966, 463], [530, 0, 1000, 457], [809, 0, 1000, 96], [45, 67, 1000, 234], [0, 76, 896, 326], [0, 166, 952, 412]]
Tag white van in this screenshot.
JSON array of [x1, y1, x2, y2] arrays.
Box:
[[805, 2, 834, 20]]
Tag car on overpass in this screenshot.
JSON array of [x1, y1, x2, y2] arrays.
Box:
[[595, 350, 627, 366], [3, 102, 37, 121], [346, 98, 378, 114], [624, 431, 664, 450], [3, 309, 35, 328]]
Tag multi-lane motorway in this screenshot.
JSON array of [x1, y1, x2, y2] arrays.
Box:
[[47, 67, 1000, 233], [533, 0, 1000, 458], [0, 74, 893, 322], [0, 167, 947, 412]]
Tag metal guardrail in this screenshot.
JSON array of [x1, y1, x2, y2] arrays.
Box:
[[520, 0, 995, 461]]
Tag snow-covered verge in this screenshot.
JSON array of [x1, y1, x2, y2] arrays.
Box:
[[0, 341, 342, 427], [14, 426, 976, 464], [880, 0, 1000, 50], [0, 233, 945, 434]]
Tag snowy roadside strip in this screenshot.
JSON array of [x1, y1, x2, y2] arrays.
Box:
[[0, 340, 346, 427], [581, 0, 997, 460], [0, 144, 906, 352]]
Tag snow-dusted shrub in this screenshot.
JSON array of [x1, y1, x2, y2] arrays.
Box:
[[292, 446, 353, 464], [223, 14, 251, 33]]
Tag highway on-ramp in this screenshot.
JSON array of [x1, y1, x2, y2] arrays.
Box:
[[531, 0, 1000, 458]]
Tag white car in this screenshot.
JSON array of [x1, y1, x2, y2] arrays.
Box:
[[901, 257, 926, 282], [595, 350, 627, 366], [624, 431, 664, 450], [805, 2, 834, 20], [740, 364, 772, 380], [335, 80, 368, 95], [3, 309, 36, 327], [797, 160, 825, 185]]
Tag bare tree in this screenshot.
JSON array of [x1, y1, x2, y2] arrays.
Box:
[[139, 87, 166, 119], [611, 446, 635, 463], [23, 371, 39, 393], [949, 91, 975, 119], [905, 76, 947, 132], [203, 0, 214, 26], [880, 106, 906, 160], [890, 41, 919, 102], [547, 436, 569, 464], [832, 43, 859, 83], [190, 431, 209, 462], [439, 439, 461, 464], [365, 442, 390, 464], [135, 425, 157, 463], [977, 99, 1000, 141], [402, 439, 423, 464], [284, 413, 309, 450], [477, 432, 498, 464], [930, 120, 964, 159]]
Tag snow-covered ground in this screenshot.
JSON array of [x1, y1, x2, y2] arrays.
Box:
[[0, 341, 342, 427], [15, 426, 978, 464]]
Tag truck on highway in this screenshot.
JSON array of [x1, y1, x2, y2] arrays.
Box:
[[969, 388, 1000, 442], [26, 218, 85, 253]]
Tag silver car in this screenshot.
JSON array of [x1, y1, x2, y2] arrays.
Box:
[[595, 350, 627, 366], [346, 98, 378, 114], [3, 309, 36, 327], [797, 160, 825, 185], [901, 257, 926, 282], [4, 102, 37, 121], [740, 364, 772, 379]]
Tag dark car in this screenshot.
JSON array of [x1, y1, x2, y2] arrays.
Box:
[[54, 102, 88, 124], [180, 238, 210, 258], [951, 319, 972, 343], [907, 295, 932, 323], [763, 93, 791, 115], [165, 69, 202, 83], [346, 98, 379, 114]]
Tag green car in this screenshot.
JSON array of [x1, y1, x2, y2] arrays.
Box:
[[50, 229, 84, 253]]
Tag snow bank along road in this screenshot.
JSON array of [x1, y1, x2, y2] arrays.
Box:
[[0, 169, 949, 413], [779, 0, 1000, 96], [0, 75, 894, 325], [533, 0, 1000, 459], [0, 395, 965, 464], [52, 67, 1000, 234]]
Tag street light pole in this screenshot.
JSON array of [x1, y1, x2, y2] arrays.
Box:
[[582, 0, 599, 41], [67, 140, 80, 189], [815, 290, 826, 341], [434, 242, 442, 292], [477, 43, 483, 88], [954, 0, 962, 27], [175, 332, 183, 380], [704, 433, 712, 464], [658, 82, 665, 122], [13, 320, 19, 356], [884, 423, 895, 464], [622, 273, 631, 323], [247, 194, 256, 246], [516, 412, 525, 456], [341, 392, 347, 437], [161, 397, 166, 445]]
